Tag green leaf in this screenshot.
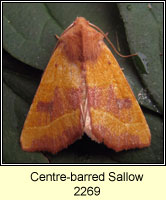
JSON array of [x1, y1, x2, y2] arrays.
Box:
[[118, 3, 163, 113], [3, 2, 156, 111], [3, 82, 49, 164], [3, 3, 62, 70], [3, 3, 163, 164], [132, 52, 149, 74]]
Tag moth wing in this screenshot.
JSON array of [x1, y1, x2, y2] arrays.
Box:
[[20, 45, 83, 154], [86, 43, 151, 152]]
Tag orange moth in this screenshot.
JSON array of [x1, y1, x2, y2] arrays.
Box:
[[20, 17, 151, 154]]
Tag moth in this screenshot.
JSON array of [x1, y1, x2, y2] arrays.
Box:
[[20, 17, 151, 154]]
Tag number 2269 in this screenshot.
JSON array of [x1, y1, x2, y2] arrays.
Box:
[[74, 186, 100, 196]]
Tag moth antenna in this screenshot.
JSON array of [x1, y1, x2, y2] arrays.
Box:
[[55, 34, 60, 40], [53, 23, 75, 51], [105, 32, 109, 37], [89, 22, 137, 58], [60, 22, 75, 37]]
